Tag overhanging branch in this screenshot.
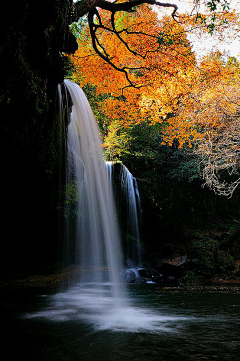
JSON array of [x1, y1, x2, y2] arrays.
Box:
[[75, 0, 178, 19], [75, 0, 179, 87]]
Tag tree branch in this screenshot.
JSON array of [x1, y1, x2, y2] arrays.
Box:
[[75, 0, 179, 87], [88, 10, 139, 88], [75, 0, 178, 20]]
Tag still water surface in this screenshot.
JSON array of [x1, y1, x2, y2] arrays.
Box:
[[2, 284, 240, 361]]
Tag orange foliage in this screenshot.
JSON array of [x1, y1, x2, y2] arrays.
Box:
[[179, 8, 240, 37], [161, 52, 240, 148], [69, 6, 195, 126], [68, 4, 240, 151]]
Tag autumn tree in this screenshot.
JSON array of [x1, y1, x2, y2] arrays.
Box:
[[191, 55, 240, 197], [69, 4, 197, 151], [158, 51, 240, 196], [69, 0, 240, 194], [72, 0, 237, 87], [69, 0, 238, 131], [73, 0, 235, 57]]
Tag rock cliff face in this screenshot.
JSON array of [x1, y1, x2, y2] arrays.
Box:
[[0, 0, 77, 271]]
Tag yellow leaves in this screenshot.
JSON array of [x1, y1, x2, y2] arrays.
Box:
[[102, 121, 132, 160], [180, 8, 239, 37], [66, 3, 240, 157], [69, 5, 196, 95], [156, 50, 240, 149]]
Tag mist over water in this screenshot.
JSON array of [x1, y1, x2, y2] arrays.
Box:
[[25, 282, 195, 333]]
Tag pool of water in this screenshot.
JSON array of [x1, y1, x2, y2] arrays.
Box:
[[2, 283, 240, 361]]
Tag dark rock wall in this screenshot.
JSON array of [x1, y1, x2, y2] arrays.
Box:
[[0, 0, 77, 271]]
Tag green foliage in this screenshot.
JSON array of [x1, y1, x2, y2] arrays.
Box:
[[69, 17, 88, 39], [104, 124, 132, 161], [120, 122, 201, 183], [65, 180, 79, 205], [188, 235, 219, 278], [62, 55, 75, 79], [206, 0, 230, 12], [165, 148, 201, 182], [182, 270, 198, 283], [158, 32, 191, 49], [64, 180, 80, 219], [216, 250, 236, 278], [184, 230, 238, 279], [195, 0, 230, 34]]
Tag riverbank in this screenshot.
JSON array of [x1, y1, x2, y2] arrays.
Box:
[[159, 282, 240, 294], [1, 265, 240, 293], [0, 265, 81, 289]]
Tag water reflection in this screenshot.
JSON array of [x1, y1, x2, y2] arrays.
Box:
[[3, 284, 240, 361]]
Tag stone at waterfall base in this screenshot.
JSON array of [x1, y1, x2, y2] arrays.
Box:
[[121, 267, 163, 284]]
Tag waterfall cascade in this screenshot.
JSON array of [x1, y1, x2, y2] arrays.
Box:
[[64, 79, 126, 302], [106, 162, 142, 268]]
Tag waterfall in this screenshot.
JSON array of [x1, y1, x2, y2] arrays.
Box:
[[121, 164, 142, 267], [106, 162, 142, 268], [63, 79, 125, 302], [25, 79, 178, 333]]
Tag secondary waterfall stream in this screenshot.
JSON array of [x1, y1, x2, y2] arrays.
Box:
[[106, 162, 142, 267]]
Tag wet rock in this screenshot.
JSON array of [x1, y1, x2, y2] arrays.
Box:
[[158, 256, 187, 279]]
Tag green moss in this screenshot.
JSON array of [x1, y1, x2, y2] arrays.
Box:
[[187, 235, 219, 278], [216, 251, 236, 278]]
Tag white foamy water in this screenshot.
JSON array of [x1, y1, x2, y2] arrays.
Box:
[[24, 285, 192, 333]]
